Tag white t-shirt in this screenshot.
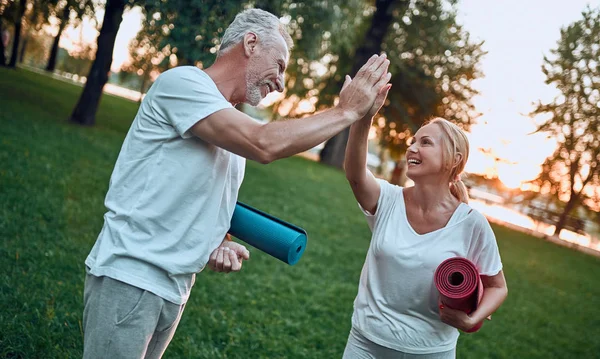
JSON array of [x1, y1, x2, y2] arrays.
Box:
[[351, 179, 503, 354], [85, 66, 245, 305]]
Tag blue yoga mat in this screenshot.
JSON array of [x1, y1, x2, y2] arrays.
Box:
[[229, 202, 307, 265]]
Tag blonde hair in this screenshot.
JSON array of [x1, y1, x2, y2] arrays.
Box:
[[425, 117, 470, 204], [218, 8, 293, 57]]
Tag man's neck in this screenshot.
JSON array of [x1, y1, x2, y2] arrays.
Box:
[[204, 47, 247, 105]]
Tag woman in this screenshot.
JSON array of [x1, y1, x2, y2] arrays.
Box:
[[342, 77, 508, 358]]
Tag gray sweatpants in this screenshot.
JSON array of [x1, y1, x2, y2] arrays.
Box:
[[343, 328, 456, 359], [83, 273, 186, 359]]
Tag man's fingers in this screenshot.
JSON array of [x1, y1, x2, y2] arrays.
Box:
[[355, 54, 380, 79], [222, 248, 232, 272], [341, 75, 352, 92], [370, 53, 388, 75], [229, 250, 242, 271], [369, 58, 390, 87], [361, 54, 387, 83], [239, 247, 250, 260], [216, 247, 225, 271], [208, 248, 218, 270]]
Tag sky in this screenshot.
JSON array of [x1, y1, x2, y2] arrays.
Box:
[[456, 0, 599, 187], [58, 0, 600, 189]]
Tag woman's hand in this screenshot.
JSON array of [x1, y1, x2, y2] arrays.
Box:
[[438, 302, 478, 332]]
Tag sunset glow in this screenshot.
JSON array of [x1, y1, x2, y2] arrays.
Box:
[[55, 1, 596, 191]]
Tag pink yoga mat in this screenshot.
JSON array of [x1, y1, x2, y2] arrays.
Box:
[[434, 257, 485, 333]]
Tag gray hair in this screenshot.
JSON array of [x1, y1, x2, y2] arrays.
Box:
[[218, 8, 293, 56]]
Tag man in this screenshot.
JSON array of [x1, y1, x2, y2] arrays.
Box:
[[83, 8, 391, 358]]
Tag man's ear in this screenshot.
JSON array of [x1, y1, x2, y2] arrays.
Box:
[[243, 32, 258, 57]]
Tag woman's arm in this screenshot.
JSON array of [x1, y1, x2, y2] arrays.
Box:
[[344, 77, 391, 214], [470, 270, 508, 323], [439, 270, 508, 331]]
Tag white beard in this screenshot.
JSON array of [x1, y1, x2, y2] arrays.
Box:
[[245, 65, 264, 106], [245, 82, 263, 106]]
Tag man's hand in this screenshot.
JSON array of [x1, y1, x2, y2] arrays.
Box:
[[338, 54, 392, 121], [208, 237, 250, 273], [438, 301, 478, 332], [342, 75, 392, 121]]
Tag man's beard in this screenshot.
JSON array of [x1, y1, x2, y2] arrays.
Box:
[[245, 80, 263, 106], [245, 68, 272, 106]]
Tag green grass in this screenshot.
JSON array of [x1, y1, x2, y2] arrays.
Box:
[[1, 67, 600, 358]]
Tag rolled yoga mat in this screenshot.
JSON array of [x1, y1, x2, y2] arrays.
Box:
[[434, 257, 485, 333], [228, 202, 307, 265]]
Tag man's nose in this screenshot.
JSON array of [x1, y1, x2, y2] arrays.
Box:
[[275, 76, 284, 92]]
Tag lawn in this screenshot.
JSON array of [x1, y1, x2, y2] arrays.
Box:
[[1, 67, 599, 358]]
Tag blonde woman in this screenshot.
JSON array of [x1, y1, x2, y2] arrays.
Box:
[[342, 90, 508, 358]]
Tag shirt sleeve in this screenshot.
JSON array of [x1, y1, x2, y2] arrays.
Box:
[[150, 67, 233, 139], [470, 212, 503, 276], [358, 178, 400, 232]]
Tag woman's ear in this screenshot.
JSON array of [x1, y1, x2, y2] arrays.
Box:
[[453, 153, 463, 168], [244, 32, 258, 57]]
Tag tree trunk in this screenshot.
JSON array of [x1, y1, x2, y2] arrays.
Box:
[[0, 19, 6, 66], [46, 5, 70, 72], [18, 35, 27, 63], [70, 0, 125, 126], [319, 0, 404, 168], [138, 73, 148, 103], [8, 0, 27, 68], [553, 194, 579, 237]]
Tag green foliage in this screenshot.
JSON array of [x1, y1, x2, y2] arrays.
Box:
[[125, 0, 482, 146], [530, 6, 600, 217], [138, 0, 244, 67], [318, 0, 485, 159], [378, 0, 484, 156], [2, 67, 600, 359], [54, 47, 94, 76]]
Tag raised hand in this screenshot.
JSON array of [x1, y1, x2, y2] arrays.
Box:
[[338, 54, 392, 121]]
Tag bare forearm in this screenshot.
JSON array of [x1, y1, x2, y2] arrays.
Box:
[[471, 286, 508, 323], [344, 117, 372, 182], [257, 106, 358, 162]]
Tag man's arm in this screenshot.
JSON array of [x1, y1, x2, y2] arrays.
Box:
[[191, 54, 391, 163]]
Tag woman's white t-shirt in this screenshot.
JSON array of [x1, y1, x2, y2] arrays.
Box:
[[351, 179, 503, 354]]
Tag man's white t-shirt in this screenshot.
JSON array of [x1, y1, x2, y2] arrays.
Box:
[[85, 66, 245, 305], [351, 179, 503, 354]]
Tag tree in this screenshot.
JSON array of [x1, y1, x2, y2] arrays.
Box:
[[8, 0, 26, 68], [0, 11, 6, 66], [0, 0, 20, 68], [16, 0, 57, 64], [45, 0, 95, 72], [45, 2, 69, 71], [135, 0, 243, 68], [120, 12, 170, 101], [529, 6, 600, 236], [319, 0, 484, 170], [320, 0, 402, 168], [70, 0, 129, 126], [124, 0, 356, 105]]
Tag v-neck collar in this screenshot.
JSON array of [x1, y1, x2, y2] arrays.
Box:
[[400, 188, 469, 236]]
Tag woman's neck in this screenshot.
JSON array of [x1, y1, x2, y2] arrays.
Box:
[[406, 181, 458, 213]]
